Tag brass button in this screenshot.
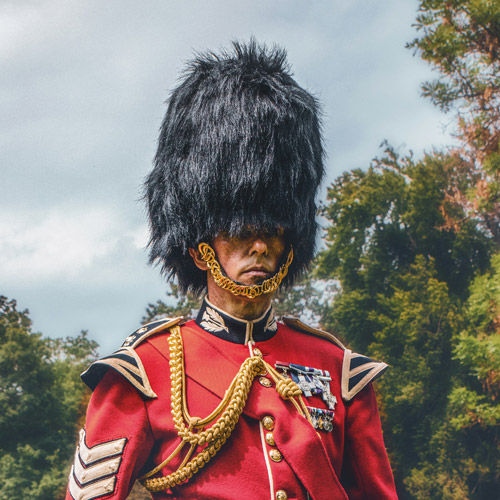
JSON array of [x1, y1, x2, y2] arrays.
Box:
[[262, 416, 275, 431], [269, 449, 282, 462], [136, 327, 147, 333], [276, 490, 288, 500], [259, 377, 272, 388], [265, 432, 275, 446], [253, 347, 262, 356]]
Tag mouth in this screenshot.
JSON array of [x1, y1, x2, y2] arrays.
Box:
[[241, 266, 272, 280]]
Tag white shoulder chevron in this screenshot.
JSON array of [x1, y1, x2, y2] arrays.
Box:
[[73, 449, 122, 484], [68, 429, 127, 500], [341, 349, 388, 401], [68, 472, 116, 500], [78, 429, 126, 464]]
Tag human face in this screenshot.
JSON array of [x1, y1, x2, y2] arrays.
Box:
[[210, 229, 286, 286]]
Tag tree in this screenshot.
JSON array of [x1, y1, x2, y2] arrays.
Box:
[[405, 252, 500, 499], [0, 296, 98, 500], [393, 2, 500, 497], [45, 331, 99, 439], [409, 0, 500, 242], [316, 145, 490, 350], [369, 256, 459, 493], [315, 146, 492, 497]]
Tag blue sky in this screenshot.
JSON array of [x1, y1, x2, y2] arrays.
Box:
[[0, 0, 453, 353]]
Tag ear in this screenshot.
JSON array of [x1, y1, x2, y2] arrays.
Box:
[[189, 247, 209, 271]]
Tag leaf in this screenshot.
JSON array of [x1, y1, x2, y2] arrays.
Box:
[[264, 310, 278, 332], [200, 307, 229, 333]]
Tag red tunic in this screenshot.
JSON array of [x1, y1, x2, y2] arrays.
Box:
[[66, 302, 397, 500]]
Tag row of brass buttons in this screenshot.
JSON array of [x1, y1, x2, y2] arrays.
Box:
[[257, 348, 288, 500], [261, 416, 288, 499]]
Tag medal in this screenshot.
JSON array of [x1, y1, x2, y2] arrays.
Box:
[[275, 362, 337, 410], [321, 389, 337, 411], [307, 406, 335, 432]]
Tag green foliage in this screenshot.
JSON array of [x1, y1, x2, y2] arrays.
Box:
[[45, 331, 99, 445], [0, 445, 70, 500], [0, 296, 98, 500], [450, 252, 500, 431], [409, 0, 500, 118], [369, 256, 459, 484], [0, 298, 58, 454], [317, 143, 495, 498], [404, 9, 500, 493], [317, 145, 490, 351], [405, 253, 500, 499]]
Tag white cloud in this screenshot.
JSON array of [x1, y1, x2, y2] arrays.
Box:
[[0, 206, 144, 282]]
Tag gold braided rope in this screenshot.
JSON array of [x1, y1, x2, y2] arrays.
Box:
[[140, 325, 312, 492], [198, 242, 293, 299]]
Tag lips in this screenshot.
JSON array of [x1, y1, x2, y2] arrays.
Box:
[[241, 266, 272, 279], [243, 265, 270, 273]]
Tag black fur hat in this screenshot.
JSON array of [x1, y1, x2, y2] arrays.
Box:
[[145, 39, 325, 294]]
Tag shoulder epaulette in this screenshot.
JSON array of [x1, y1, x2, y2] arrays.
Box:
[[121, 316, 183, 348], [80, 317, 182, 399], [282, 317, 388, 401]]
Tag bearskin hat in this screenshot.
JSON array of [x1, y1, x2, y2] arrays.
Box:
[[145, 39, 325, 294]]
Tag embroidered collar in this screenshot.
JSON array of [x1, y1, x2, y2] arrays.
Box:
[[195, 297, 278, 345]]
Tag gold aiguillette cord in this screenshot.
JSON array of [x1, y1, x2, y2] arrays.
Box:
[[139, 325, 312, 491]]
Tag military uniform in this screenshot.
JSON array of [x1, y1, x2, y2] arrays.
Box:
[[66, 298, 397, 500], [66, 40, 398, 500]]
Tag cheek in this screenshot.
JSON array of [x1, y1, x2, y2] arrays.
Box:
[[215, 243, 240, 265], [272, 241, 286, 262], [214, 246, 245, 276]]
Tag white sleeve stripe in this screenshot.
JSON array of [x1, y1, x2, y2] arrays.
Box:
[[68, 467, 117, 500], [78, 429, 127, 465], [74, 450, 122, 485]]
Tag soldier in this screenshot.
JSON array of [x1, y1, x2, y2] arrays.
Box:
[[66, 40, 398, 500]]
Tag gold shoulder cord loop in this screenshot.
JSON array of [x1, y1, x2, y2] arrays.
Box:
[[139, 325, 312, 492], [198, 242, 293, 299]]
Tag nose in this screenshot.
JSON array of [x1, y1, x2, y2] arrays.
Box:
[[249, 236, 268, 256]]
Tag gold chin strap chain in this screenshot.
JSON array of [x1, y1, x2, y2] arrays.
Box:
[[140, 325, 312, 492], [198, 242, 293, 299]]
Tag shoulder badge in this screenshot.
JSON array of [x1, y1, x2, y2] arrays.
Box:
[[282, 317, 388, 401], [81, 317, 182, 399], [341, 350, 388, 401]]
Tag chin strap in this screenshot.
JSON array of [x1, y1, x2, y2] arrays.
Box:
[[139, 325, 311, 491], [197, 242, 293, 299]]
